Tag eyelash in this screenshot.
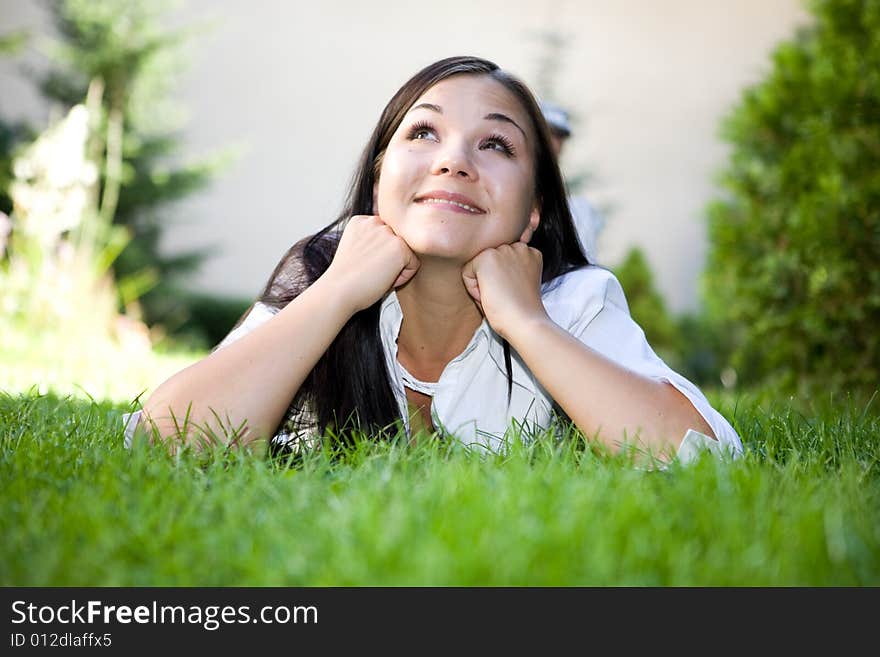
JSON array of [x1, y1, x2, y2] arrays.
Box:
[[406, 121, 517, 157]]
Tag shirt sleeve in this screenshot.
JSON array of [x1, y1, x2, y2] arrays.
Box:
[[546, 266, 743, 463], [214, 302, 278, 350], [122, 302, 279, 449]]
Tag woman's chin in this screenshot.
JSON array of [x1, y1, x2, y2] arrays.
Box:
[[403, 237, 475, 262]]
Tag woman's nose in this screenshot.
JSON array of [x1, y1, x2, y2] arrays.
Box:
[[430, 141, 478, 180]]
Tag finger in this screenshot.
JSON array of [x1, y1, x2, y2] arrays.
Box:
[[463, 277, 482, 310], [373, 214, 394, 231], [393, 253, 420, 288], [527, 246, 543, 269], [461, 256, 476, 282], [461, 259, 481, 303], [393, 270, 413, 289]]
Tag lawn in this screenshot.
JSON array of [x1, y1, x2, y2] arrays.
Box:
[[1, 380, 878, 586]]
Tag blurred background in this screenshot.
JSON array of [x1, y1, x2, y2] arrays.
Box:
[[1, 0, 876, 402]]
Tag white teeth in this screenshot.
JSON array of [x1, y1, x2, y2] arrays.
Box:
[[419, 198, 481, 213]]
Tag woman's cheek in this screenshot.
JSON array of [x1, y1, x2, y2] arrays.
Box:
[[376, 158, 416, 220]]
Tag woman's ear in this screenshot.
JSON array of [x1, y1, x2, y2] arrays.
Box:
[[372, 182, 379, 215], [519, 206, 541, 243]]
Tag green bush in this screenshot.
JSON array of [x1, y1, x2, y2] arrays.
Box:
[[35, 0, 229, 326], [159, 290, 252, 350], [704, 0, 880, 393], [674, 312, 737, 389], [613, 247, 682, 368]]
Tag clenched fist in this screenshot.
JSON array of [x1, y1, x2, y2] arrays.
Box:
[[461, 241, 548, 341], [322, 215, 420, 313]]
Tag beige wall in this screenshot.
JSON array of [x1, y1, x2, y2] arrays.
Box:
[[0, 0, 810, 311]]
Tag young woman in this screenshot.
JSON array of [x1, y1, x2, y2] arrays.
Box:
[[125, 56, 742, 463]]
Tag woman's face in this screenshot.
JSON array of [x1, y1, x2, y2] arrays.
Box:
[[375, 74, 540, 263]]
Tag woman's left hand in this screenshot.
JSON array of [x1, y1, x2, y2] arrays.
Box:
[[461, 241, 549, 341]]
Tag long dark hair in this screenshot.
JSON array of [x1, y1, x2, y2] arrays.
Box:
[[254, 55, 589, 446]]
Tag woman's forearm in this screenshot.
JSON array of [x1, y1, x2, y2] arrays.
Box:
[[141, 275, 355, 449], [506, 316, 715, 457]]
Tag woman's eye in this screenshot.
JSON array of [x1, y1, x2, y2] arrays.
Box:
[[481, 135, 516, 156], [407, 122, 437, 141]]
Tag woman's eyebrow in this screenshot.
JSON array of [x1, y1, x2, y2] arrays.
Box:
[[411, 103, 443, 114], [409, 103, 526, 139], [483, 112, 526, 139]]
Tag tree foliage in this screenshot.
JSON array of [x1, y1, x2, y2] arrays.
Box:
[[0, 30, 34, 217], [704, 0, 880, 392], [38, 0, 227, 326], [613, 247, 682, 367]]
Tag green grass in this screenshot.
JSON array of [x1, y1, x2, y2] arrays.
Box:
[[1, 388, 878, 586]]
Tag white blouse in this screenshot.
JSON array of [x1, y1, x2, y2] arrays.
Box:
[[124, 265, 743, 463]]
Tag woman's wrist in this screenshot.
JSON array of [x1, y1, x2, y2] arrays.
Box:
[[312, 269, 366, 319], [495, 309, 555, 347]]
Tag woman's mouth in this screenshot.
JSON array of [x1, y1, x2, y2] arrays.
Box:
[[413, 191, 486, 214]]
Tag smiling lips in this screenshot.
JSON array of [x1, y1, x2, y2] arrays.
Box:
[[413, 190, 486, 214]]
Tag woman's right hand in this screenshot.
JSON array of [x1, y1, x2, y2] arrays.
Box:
[[322, 215, 420, 313]]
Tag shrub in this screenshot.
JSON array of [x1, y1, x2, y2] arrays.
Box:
[[703, 0, 880, 392], [613, 247, 682, 368], [159, 290, 252, 350], [674, 312, 737, 389], [0, 103, 156, 400], [36, 0, 228, 327]]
